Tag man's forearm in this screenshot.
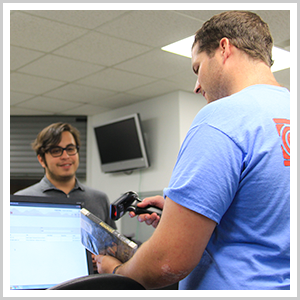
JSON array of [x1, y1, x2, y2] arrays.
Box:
[[96, 197, 216, 289], [115, 238, 188, 289]]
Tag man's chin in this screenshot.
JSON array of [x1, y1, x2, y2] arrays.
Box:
[[47, 172, 76, 182], [58, 174, 76, 181]]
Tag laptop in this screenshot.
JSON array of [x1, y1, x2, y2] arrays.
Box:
[[10, 195, 93, 290]]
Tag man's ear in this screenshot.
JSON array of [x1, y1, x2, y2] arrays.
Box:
[[37, 154, 46, 168], [219, 37, 231, 63]]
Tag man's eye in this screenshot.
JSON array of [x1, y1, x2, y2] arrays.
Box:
[[193, 66, 199, 75], [51, 148, 61, 154], [67, 146, 75, 151]]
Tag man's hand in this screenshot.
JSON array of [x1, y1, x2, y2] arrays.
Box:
[[129, 195, 164, 228], [94, 254, 122, 274], [91, 253, 98, 272]]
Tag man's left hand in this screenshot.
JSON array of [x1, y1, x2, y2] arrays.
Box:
[[94, 254, 122, 274]]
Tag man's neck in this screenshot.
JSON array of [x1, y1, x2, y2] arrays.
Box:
[[225, 48, 282, 95]]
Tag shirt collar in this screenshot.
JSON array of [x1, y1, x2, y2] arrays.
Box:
[[41, 175, 85, 192]]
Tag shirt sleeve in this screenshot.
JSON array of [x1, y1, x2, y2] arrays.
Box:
[[164, 123, 243, 224]]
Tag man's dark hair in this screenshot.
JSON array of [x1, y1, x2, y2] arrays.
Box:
[[193, 11, 274, 67]]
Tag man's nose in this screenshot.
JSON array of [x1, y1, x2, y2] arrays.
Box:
[[194, 80, 201, 94], [60, 149, 70, 158]]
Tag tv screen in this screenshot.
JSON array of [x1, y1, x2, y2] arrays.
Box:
[[94, 113, 150, 173]]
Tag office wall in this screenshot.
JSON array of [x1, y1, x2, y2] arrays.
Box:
[[86, 91, 206, 236], [178, 91, 207, 145]]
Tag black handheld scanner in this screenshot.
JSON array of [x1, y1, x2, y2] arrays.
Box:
[[110, 191, 162, 221]]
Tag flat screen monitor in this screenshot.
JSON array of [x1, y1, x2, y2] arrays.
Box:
[[10, 195, 93, 290], [94, 113, 150, 173]]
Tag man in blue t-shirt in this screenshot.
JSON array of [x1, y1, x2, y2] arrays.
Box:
[[164, 85, 290, 290], [94, 11, 290, 290]]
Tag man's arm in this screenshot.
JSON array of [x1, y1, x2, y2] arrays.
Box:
[[96, 196, 216, 289]]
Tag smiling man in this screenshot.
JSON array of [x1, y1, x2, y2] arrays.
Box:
[[36, 129, 80, 194], [14, 123, 116, 232]]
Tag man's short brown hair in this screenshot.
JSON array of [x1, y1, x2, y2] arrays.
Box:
[[32, 122, 81, 160], [193, 11, 274, 67]]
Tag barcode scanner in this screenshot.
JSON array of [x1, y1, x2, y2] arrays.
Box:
[[110, 191, 162, 221]]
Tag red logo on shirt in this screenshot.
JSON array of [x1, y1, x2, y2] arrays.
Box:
[[273, 118, 290, 166]]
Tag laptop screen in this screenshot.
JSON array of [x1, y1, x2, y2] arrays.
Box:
[[10, 195, 93, 290]]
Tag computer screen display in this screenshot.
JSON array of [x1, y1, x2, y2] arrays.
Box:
[[10, 197, 92, 290]]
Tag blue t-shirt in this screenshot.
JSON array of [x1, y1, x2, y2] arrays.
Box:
[[164, 85, 290, 290]]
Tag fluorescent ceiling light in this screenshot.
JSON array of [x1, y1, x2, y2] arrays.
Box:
[[162, 35, 195, 58], [271, 46, 290, 73], [162, 35, 290, 73]]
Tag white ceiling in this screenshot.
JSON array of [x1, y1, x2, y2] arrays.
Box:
[[10, 10, 290, 116]]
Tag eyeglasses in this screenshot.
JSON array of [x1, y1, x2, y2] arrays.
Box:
[[47, 145, 79, 157]]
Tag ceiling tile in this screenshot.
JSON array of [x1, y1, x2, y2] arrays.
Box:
[[127, 79, 182, 99], [77, 68, 157, 92], [44, 83, 116, 103], [17, 96, 83, 113], [10, 91, 35, 105], [62, 103, 111, 116], [97, 93, 148, 109], [96, 10, 204, 47], [18, 54, 105, 82], [115, 49, 192, 79], [11, 73, 65, 94], [164, 69, 197, 92], [10, 11, 87, 52], [176, 10, 226, 22], [10, 106, 53, 115], [10, 46, 44, 70], [23, 10, 129, 29], [53, 31, 152, 66]]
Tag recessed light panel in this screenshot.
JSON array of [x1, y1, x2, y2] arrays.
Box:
[[162, 36, 290, 73]]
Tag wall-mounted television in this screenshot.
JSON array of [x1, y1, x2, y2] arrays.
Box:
[[94, 113, 150, 173]]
